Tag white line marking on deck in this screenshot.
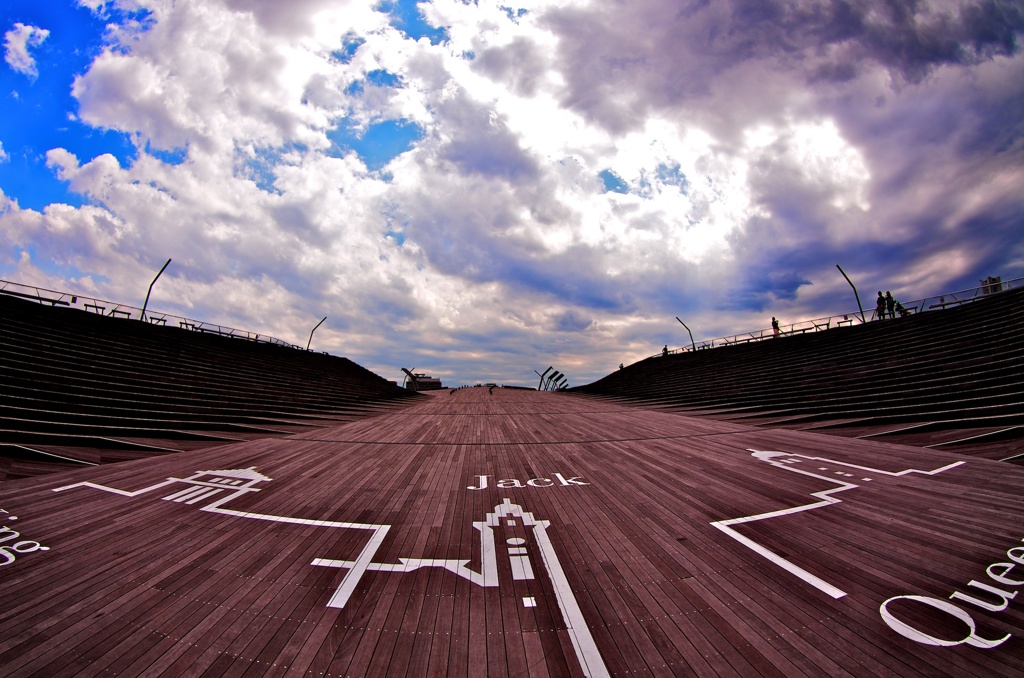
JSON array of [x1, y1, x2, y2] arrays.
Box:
[[711, 450, 965, 599]]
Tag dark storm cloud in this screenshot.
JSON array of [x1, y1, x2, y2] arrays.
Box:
[[499, 252, 639, 311], [412, 215, 640, 311], [955, 209, 1024, 285], [441, 129, 539, 181], [435, 91, 540, 182], [952, 75, 1024, 155], [724, 269, 814, 312], [542, 0, 1024, 133], [553, 309, 594, 332], [471, 36, 548, 97], [844, 0, 1024, 82]]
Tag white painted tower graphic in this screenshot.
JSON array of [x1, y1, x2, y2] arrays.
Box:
[[53, 471, 610, 677]]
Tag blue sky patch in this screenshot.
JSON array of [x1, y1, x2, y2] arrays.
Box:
[[0, 1, 140, 210], [332, 33, 365, 64], [378, 0, 448, 45], [501, 6, 529, 23], [599, 169, 629, 194], [656, 162, 689, 192], [237, 145, 308, 194], [4, 244, 106, 284], [346, 69, 403, 96], [328, 119, 425, 171], [145, 142, 187, 166], [366, 69, 401, 87]]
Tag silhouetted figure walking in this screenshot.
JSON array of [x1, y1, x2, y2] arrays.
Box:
[[771, 317, 780, 337]]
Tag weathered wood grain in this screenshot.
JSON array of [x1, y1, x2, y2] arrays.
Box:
[[0, 388, 1021, 676]]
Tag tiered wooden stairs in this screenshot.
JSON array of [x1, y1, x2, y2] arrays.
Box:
[[573, 286, 1024, 464], [0, 293, 420, 479]]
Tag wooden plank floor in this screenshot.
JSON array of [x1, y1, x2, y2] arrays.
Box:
[[0, 387, 1022, 676]]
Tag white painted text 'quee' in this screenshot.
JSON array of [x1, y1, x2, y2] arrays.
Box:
[[467, 474, 589, 491], [880, 535, 1024, 649]]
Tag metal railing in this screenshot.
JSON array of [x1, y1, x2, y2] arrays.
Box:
[[0, 279, 303, 349], [654, 275, 1024, 358]]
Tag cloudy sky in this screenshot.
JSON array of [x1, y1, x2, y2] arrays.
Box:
[[1, 0, 1022, 387]]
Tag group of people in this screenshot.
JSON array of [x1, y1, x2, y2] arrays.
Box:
[[768, 288, 908, 337], [667, 290, 909, 356], [876, 290, 909, 319]]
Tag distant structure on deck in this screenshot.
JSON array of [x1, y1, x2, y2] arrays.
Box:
[[401, 367, 444, 391]]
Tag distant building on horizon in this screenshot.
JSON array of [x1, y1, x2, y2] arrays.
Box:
[[406, 373, 443, 391]]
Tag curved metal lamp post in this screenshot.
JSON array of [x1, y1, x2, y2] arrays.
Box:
[[675, 317, 696, 352], [836, 264, 866, 324], [140, 258, 171, 323], [307, 316, 327, 351]]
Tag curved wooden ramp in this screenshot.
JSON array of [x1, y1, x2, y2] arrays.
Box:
[[0, 388, 1021, 676]]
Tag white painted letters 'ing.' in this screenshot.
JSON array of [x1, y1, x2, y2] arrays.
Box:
[[880, 536, 1024, 649], [0, 508, 49, 567], [467, 473, 589, 490]]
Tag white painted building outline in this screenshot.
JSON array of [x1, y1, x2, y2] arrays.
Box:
[[711, 449, 965, 599], [53, 472, 609, 678], [53, 468, 389, 611]]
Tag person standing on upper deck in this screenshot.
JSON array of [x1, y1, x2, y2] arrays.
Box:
[[771, 317, 780, 337], [876, 291, 886, 320], [885, 291, 895, 319]]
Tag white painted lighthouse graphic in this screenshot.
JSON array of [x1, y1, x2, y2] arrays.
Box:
[[53, 469, 610, 678]]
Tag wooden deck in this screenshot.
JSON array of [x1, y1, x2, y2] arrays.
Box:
[[0, 387, 1022, 676]]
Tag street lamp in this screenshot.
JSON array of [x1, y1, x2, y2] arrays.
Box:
[[836, 265, 866, 323], [140, 258, 171, 323], [675, 317, 696, 352], [307, 316, 327, 351]]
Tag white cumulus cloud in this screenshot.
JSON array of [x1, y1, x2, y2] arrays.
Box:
[[4, 23, 50, 79], [2, 0, 1023, 386]]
